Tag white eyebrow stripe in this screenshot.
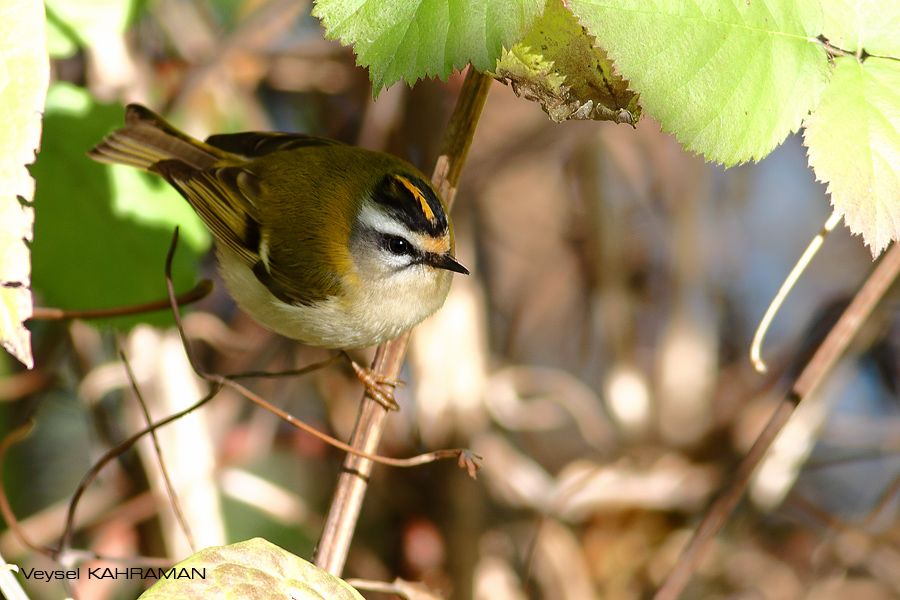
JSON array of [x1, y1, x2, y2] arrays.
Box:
[[358, 202, 414, 239]]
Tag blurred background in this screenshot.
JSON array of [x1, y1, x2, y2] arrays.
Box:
[[2, 1, 898, 598]]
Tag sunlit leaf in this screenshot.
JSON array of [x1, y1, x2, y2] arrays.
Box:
[[804, 57, 900, 256], [568, 0, 830, 165], [0, 0, 50, 369], [494, 0, 640, 124], [139, 538, 364, 599], [313, 0, 544, 94]]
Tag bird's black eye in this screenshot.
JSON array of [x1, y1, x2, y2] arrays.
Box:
[[384, 235, 412, 255]]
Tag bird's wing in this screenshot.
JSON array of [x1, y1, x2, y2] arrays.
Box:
[[152, 160, 260, 267], [205, 131, 345, 158], [154, 159, 336, 307]]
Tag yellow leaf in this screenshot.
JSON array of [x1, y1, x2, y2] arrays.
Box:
[[804, 57, 900, 256]]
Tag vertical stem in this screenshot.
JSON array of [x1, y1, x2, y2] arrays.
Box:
[[654, 242, 900, 600], [314, 69, 492, 576]]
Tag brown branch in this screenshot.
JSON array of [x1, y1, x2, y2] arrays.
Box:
[[654, 242, 900, 600], [314, 68, 493, 575], [30, 279, 213, 321]]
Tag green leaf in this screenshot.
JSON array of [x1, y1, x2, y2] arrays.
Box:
[[138, 538, 365, 600], [804, 57, 900, 256], [820, 0, 900, 56], [494, 0, 640, 124], [568, 0, 831, 165], [313, 0, 544, 93], [31, 84, 210, 329], [0, 0, 50, 369]]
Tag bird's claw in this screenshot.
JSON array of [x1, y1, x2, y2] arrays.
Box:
[[349, 361, 403, 411]]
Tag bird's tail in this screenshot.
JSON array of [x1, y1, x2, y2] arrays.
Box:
[[88, 104, 227, 171]]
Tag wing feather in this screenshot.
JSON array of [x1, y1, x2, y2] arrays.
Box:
[[205, 131, 344, 158], [152, 161, 259, 267]]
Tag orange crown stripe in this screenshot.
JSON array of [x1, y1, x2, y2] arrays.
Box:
[[394, 175, 436, 223]]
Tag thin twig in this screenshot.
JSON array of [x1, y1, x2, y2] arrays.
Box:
[[30, 279, 213, 321], [224, 377, 482, 469], [654, 242, 900, 600], [314, 69, 493, 575], [58, 388, 221, 557], [226, 353, 341, 380], [0, 432, 178, 568], [119, 349, 196, 552]]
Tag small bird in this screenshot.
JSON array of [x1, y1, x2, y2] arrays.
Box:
[[89, 104, 468, 407]]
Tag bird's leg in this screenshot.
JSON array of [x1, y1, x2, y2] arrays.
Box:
[[343, 352, 403, 411]]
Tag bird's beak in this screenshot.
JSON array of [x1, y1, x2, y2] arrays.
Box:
[[428, 252, 469, 275]]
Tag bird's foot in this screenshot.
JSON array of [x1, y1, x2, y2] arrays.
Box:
[[349, 361, 403, 411]]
